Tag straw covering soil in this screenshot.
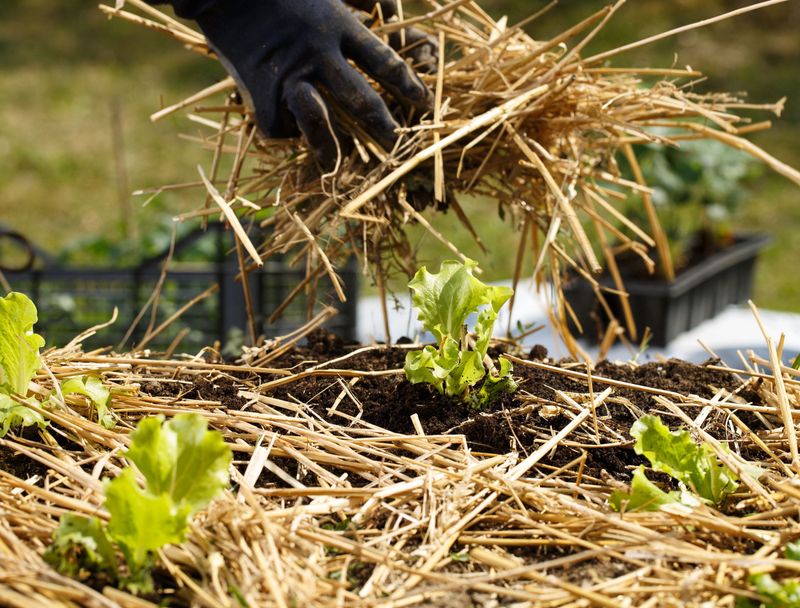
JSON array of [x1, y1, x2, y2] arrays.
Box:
[[3, 317, 800, 607], [8, 1, 800, 606], [101, 0, 800, 354]]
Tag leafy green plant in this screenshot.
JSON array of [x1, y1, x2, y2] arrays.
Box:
[[403, 259, 517, 407], [61, 375, 114, 428], [45, 413, 232, 593], [622, 138, 762, 273], [610, 415, 760, 511], [0, 292, 47, 436], [738, 543, 800, 608], [610, 466, 688, 513]]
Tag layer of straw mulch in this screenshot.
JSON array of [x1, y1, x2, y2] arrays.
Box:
[[102, 0, 800, 354], [3, 309, 800, 607]]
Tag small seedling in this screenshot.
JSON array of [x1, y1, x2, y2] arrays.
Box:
[[403, 259, 517, 407], [0, 292, 47, 436], [611, 415, 761, 512], [45, 413, 232, 593], [738, 542, 800, 608]]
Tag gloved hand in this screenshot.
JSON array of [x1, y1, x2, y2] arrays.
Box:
[[347, 0, 438, 73], [193, 0, 435, 170]]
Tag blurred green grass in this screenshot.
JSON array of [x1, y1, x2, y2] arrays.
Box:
[[1, 0, 798, 309]]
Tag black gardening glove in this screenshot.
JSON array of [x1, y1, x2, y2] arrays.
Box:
[[192, 0, 435, 170]]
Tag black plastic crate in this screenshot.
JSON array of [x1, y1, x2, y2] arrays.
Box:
[[564, 234, 770, 347], [3, 224, 357, 352]]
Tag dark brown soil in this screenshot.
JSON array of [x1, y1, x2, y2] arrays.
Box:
[[0, 426, 50, 480], [136, 331, 762, 484]]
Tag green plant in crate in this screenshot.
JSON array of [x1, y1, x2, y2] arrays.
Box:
[[623, 138, 762, 272], [404, 259, 517, 408]]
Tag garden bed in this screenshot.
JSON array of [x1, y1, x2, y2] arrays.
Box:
[[1, 326, 798, 607]]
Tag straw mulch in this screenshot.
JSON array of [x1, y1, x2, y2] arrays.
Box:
[[102, 0, 799, 354], [1, 310, 800, 607]]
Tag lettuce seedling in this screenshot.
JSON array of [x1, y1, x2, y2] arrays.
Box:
[[404, 259, 517, 406], [61, 375, 114, 428], [745, 574, 800, 608], [610, 465, 685, 513], [611, 415, 760, 512], [0, 292, 46, 436], [737, 543, 800, 608], [46, 413, 232, 593]]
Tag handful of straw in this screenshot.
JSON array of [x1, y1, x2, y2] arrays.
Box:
[[102, 0, 799, 353]]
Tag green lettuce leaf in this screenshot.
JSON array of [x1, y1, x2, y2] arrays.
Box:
[[105, 467, 189, 572], [125, 413, 232, 513], [409, 259, 508, 344], [472, 357, 517, 409], [445, 349, 486, 397], [738, 544, 800, 608], [405, 338, 487, 397], [0, 394, 47, 437], [785, 542, 800, 562], [473, 287, 513, 359], [44, 514, 117, 579], [609, 465, 684, 512], [632, 415, 741, 505], [62, 375, 114, 428], [747, 573, 800, 608], [405, 344, 454, 394], [0, 292, 44, 396]]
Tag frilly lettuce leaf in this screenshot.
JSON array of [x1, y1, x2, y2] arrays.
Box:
[[0, 394, 47, 437], [125, 413, 232, 513], [105, 467, 189, 573], [632, 415, 746, 505], [405, 343, 453, 393], [785, 542, 800, 562], [0, 292, 44, 396], [408, 259, 511, 345], [473, 288, 513, 358], [746, 574, 800, 608], [44, 514, 117, 578], [405, 338, 486, 397], [62, 375, 114, 428], [739, 543, 800, 607], [610, 465, 687, 512], [473, 357, 517, 409]]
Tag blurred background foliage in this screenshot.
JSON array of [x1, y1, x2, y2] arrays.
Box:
[[0, 1, 797, 307]]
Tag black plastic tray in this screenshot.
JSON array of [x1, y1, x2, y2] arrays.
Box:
[[565, 234, 771, 347]]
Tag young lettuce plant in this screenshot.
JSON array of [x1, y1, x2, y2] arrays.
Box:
[[404, 259, 517, 407], [737, 542, 800, 608], [61, 375, 114, 428], [0, 292, 115, 432], [45, 413, 232, 593], [611, 415, 761, 512], [0, 292, 47, 436]]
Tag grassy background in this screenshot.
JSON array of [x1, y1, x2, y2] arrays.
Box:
[[1, 1, 798, 307]]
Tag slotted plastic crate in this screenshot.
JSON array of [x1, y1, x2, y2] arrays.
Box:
[[3, 224, 357, 352]]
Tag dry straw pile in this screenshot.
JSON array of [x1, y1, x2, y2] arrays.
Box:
[[2, 311, 800, 606], [102, 0, 799, 353]]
